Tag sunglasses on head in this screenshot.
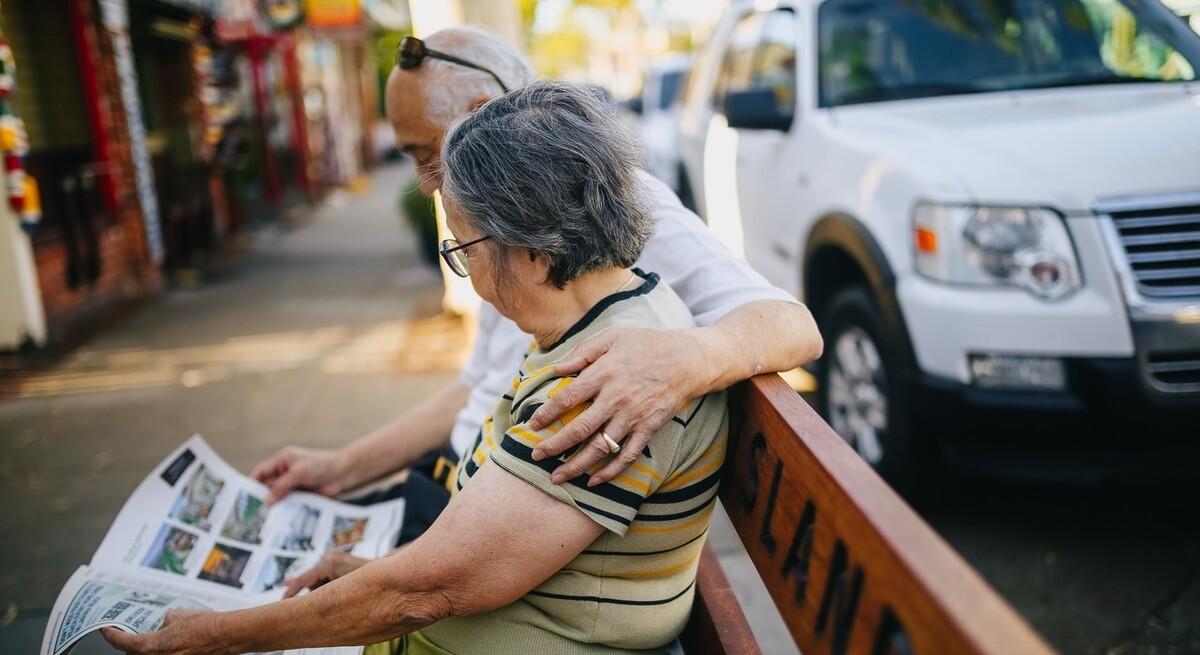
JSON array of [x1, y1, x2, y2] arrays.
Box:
[[395, 35, 510, 93]]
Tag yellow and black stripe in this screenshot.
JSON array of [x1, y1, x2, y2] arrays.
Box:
[[428, 270, 729, 654]]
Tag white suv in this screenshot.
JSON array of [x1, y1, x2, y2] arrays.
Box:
[[678, 0, 1200, 486]]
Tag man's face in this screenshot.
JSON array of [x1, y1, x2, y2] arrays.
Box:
[[386, 70, 447, 195]]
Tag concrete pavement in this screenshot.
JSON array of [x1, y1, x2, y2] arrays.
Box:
[[0, 163, 458, 652]]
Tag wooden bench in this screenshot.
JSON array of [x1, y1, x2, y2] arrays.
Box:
[[678, 375, 1057, 655]]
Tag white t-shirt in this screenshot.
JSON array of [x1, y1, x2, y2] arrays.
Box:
[[449, 172, 797, 455]]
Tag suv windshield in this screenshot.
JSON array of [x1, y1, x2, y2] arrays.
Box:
[[819, 0, 1200, 106]]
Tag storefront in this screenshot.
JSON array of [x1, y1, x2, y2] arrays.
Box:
[[216, 0, 320, 218], [0, 0, 381, 349], [128, 0, 221, 274], [295, 33, 373, 189], [0, 0, 161, 345]]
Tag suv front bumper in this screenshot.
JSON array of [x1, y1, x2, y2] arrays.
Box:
[[915, 356, 1200, 481]]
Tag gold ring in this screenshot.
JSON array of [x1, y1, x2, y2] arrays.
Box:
[[600, 432, 621, 454]]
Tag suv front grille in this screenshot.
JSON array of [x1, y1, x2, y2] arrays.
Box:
[[1110, 204, 1200, 298]]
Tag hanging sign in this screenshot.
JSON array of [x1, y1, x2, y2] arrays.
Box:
[[304, 0, 362, 28], [100, 0, 164, 263]]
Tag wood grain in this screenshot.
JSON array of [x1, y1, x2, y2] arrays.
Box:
[[706, 374, 1056, 655], [681, 543, 762, 655]]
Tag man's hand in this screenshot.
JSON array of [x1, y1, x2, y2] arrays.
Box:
[[283, 550, 370, 598], [526, 300, 822, 487], [250, 446, 346, 504], [101, 610, 220, 655], [527, 327, 709, 486]]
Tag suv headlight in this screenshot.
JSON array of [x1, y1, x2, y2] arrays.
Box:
[[913, 204, 1081, 300]]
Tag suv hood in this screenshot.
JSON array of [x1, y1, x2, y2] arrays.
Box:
[[830, 84, 1200, 212]]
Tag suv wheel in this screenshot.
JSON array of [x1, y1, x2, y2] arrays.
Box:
[[827, 324, 888, 466], [818, 286, 928, 493]]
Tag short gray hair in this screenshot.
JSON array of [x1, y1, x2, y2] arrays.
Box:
[[441, 81, 650, 288], [419, 27, 536, 127]]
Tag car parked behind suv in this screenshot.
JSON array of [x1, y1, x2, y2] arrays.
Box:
[[678, 0, 1200, 489], [628, 55, 691, 194]]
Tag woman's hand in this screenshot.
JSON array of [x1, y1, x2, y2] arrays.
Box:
[[101, 610, 220, 655], [250, 445, 348, 504], [283, 550, 371, 598]]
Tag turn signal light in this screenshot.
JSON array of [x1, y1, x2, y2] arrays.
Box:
[[915, 227, 938, 253]]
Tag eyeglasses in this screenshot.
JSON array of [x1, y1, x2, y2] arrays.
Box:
[[395, 36, 510, 94], [440, 235, 492, 277]]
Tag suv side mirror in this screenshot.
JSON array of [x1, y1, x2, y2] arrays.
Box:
[[724, 88, 792, 131], [626, 96, 644, 116]]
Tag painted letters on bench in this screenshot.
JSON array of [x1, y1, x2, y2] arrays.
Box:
[[816, 540, 864, 655], [714, 377, 1053, 655], [729, 428, 912, 655], [781, 501, 816, 602]]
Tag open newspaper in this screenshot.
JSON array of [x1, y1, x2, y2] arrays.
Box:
[[41, 435, 406, 655]]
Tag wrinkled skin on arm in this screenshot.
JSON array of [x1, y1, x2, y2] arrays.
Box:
[[529, 299, 822, 485], [102, 463, 604, 655]]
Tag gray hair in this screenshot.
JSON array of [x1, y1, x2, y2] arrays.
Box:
[[419, 27, 536, 127], [441, 80, 650, 288]]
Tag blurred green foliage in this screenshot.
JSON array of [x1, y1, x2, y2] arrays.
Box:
[[522, 0, 635, 78], [374, 29, 412, 115], [400, 180, 440, 267]]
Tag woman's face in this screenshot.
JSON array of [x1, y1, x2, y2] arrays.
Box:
[[443, 196, 545, 324]]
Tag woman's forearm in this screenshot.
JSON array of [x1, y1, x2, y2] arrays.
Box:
[[210, 556, 451, 653], [693, 300, 823, 395], [178, 461, 601, 655]]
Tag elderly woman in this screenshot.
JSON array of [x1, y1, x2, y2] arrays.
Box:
[[104, 81, 728, 655]]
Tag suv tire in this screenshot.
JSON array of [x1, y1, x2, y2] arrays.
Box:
[[817, 286, 932, 495]]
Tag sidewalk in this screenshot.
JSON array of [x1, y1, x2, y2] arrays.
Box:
[[0, 163, 464, 652]]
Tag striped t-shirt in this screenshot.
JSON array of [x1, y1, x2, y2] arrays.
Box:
[[420, 270, 729, 655]]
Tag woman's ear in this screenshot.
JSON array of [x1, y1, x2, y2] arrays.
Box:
[[528, 250, 554, 285]]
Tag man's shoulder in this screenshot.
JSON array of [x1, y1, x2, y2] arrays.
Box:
[[637, 169, 700, 227]]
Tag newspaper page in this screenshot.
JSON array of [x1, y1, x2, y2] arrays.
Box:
[[41, 435, 405, 655]]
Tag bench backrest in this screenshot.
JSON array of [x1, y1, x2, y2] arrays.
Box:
[[693, 374, 1055, 655]]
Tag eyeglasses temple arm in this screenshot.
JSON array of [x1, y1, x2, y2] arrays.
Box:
[[423, 47, 511, 93]]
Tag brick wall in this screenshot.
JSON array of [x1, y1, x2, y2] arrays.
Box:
[[25, 0, 161, 333], [34, 218, 153, 322]]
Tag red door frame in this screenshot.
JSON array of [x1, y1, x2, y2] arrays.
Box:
[[247, 35, 283, 206], [68, 0, 118, 211]]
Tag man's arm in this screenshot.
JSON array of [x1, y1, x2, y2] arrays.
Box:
[[529, 299, 821, 484], [251, 381, 469, 502], [103, 463, 603, 654]]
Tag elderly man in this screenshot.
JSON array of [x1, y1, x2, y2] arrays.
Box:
[[252, 27, 821, 521]]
